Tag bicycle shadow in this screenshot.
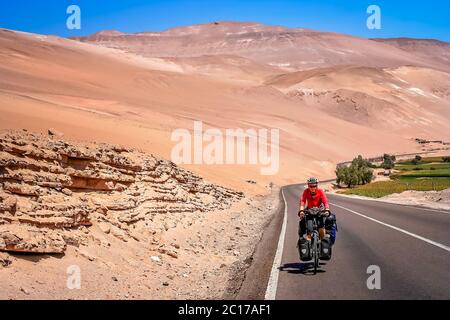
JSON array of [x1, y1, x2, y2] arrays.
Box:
[[279, 262, 327, 275]]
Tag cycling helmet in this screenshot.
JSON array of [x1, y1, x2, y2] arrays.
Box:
[[307, 177, 319, 185]]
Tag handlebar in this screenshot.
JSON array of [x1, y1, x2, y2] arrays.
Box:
[[301, 207, 331, 217]]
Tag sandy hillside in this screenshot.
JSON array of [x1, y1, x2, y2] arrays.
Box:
[[2, 27, 449, 194], [267, 65, 450, 136], [372, 38, 450, 71]]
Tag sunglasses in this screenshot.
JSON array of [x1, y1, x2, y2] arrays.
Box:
[[308, 185, 318, 188]]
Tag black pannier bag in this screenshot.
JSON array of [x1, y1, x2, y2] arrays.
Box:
[[298, 238, 311, 261], [319, 237, 332, 260]]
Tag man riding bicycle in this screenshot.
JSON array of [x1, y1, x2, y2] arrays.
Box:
[[298, 177, 337, 245]]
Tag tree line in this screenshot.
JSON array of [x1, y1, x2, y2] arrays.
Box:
[[336, 154, 450, 188], [335, 155, 374, 188], [335, 154, 397, 188]]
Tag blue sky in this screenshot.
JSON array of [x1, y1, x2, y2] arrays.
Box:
[[1, 0, 449, 41]]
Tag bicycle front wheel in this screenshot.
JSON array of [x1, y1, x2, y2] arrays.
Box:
[[313, 234, 319, 274]]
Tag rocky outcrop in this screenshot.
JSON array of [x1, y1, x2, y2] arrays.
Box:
[[0, 130, 243, 254]]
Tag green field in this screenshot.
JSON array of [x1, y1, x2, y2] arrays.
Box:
[[395, 162, 450, 171], [342, 178, 450, 198], [396, 156, 448, 165], [342, 156, 450, 198]]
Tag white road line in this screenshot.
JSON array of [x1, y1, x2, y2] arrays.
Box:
[[331, 203, 450, 253], [265, 188, 289, 300], [395, 206, 449, 214]]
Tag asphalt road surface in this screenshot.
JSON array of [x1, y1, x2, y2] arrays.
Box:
[[269, 184, 450, 300]]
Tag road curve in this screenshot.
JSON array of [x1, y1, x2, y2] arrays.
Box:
[[271, 184, 450, 300]]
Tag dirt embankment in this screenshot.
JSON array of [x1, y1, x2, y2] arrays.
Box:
[[380, 189, 450, 211], [0, 130, 278, 299]]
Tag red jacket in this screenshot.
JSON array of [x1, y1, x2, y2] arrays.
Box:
[[300, 188, 329, 209]]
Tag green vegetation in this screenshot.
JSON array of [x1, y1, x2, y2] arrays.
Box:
[[336, 155, 374, 188], [341, 155, 450, 198], [381, 153, 396, 170], [393, 169, 450, 178], [395, 162, 450, 171], [342, 178, 450, 198], [397, 156, 446, 165], [411, 155, 422, 165]]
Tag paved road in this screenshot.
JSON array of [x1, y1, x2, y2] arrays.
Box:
[[272, 184, 450, 299]]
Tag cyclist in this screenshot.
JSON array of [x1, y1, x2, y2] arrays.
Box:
[[298, 177, 336, 244]]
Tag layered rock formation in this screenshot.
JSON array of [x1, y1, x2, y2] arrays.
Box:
[[0, 130, 243, 254]]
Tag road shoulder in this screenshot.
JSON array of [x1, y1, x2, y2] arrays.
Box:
[[232, 188, 285, 299]]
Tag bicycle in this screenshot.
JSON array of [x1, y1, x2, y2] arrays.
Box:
[[303, 207, 329, 274]]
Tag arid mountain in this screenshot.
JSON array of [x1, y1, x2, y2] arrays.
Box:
[[373, 38, 450, 71], [72, 21, 450, 72]]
